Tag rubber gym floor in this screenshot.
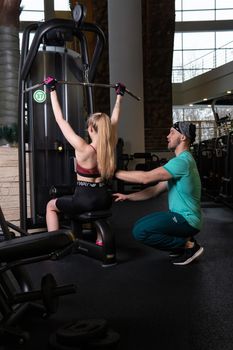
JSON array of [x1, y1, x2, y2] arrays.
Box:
[[7, 193, 233, 350]]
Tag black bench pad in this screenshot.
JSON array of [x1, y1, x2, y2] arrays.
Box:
[[0, 230, 74, 262]]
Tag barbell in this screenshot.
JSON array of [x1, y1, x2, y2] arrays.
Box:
[[23, 80, 141, 101]]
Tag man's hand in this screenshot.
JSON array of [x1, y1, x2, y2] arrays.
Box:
[[112, 193, 129, 202]]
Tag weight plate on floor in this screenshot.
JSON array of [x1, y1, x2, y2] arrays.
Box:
[[49, 332, 81, 350], [56, 319, 108, 345], [87, 329, 120, 349]]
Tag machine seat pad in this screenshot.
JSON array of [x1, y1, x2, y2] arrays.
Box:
[[73, 210, 112, 222], [0, 230, 74, 263]]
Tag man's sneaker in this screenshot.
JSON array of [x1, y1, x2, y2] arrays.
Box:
[[172, 242, 204, 266], [169, 247, 185, 258]]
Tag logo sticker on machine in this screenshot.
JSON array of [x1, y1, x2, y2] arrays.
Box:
[[33, 89, 46, 103]]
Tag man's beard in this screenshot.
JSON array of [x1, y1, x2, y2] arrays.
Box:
[[168, 145, 175, 151], [167, 139, 181, 151]]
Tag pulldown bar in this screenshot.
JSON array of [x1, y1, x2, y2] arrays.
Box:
[[24, 80, 141, 101]]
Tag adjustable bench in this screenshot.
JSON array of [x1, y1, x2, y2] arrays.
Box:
[[0, 206, 76, 346]]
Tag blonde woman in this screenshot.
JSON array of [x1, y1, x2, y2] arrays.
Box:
[[44, 76, 125, 245]]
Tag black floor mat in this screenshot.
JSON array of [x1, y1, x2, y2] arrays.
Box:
[[2, 195, 233, 350]]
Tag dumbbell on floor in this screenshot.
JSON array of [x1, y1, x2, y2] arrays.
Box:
[[9, 273, 77, 316]]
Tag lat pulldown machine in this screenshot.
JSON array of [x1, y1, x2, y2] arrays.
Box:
[[18, 5, 121, 266]]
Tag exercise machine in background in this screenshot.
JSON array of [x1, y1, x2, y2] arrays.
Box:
[[192, 95, 233, 208]]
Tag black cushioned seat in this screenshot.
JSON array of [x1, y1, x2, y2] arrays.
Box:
[[73, 210, 112, 222], [70, 210, 116, 266]]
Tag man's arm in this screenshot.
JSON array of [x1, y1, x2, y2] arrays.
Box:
[[113, 181, 168, 202], [115, 166, 172, 185]]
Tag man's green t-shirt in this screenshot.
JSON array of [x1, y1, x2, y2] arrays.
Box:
[[163, 150, 202, 230]]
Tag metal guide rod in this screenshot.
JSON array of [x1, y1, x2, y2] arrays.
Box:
[[23, 80, 141, 101]]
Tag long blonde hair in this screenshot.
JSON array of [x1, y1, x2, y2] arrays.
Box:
[[87, 113, 116, 180]]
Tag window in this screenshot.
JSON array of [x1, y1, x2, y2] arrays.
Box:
[[20, 1, 71, 22], [19, 33, 35, 51], [54, 0, 70, 11], [19, 1, 71, 51], [173, 1, 233, 82], [182, 0, 215, 11], [172, 2, 233, 140], [20, 0, 44, 21], [175, 0, 233, 22], [173, 106, 216, 142]]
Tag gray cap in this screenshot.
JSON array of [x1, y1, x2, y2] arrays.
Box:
[[173, 121, 196, 143]]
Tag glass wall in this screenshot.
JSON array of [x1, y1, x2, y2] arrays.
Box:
[[173, 106, 216, 142], [54, 0, 70, 11], [20, 0, 44, 21], [20, 0, 70, 21], [173, 1, 233, 141], [19, 1, 71, 50], [173, 1, 233, 82], [176, 0, 233, 22]]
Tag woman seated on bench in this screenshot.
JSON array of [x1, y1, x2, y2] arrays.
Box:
[[44, 77, 125, 246]]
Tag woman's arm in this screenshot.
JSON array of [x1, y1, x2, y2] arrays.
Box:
[[44, 76, 87, 151], [110, 83, 125, 127], [49, 90, 87, 151], [111, 94, 123, 127]]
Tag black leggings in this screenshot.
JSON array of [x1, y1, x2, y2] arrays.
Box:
[[56, 182, 112, 215]]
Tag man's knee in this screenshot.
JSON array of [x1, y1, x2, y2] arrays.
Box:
[[132, 224, 145, 242]]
